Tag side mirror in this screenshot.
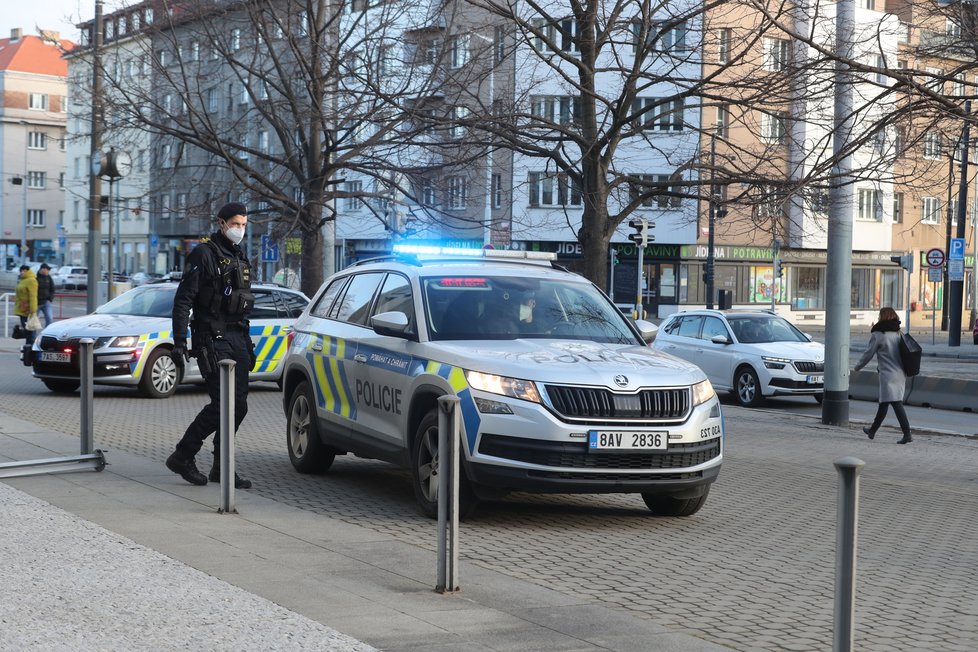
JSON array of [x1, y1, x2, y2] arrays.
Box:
[[370, 311, 412, 339], [635, 319, 659, 343], [710, 334, 730, 345]]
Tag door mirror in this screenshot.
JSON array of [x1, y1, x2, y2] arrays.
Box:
[[710, 334, 730, 345], [634, 320, 659, 343], [371, 311, 412, 339]]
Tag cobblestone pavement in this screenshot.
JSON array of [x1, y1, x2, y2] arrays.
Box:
[[2, 360, 977, 651]]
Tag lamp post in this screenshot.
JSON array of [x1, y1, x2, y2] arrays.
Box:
[[19, 119, 29, 264], [705, 129, 718, 309], [471, 31, 494, 246]]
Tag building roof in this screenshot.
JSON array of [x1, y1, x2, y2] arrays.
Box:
[[0, 31, 74, 76]]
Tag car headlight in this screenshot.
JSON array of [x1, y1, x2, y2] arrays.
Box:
[[465, 370, 541, 403], [762, 356, 791, 369], [691, 379, 716, 406], [108, 335, 141, 348]]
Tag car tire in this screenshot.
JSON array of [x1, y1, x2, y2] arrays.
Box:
[[411, 409, 477, 520], [287, 380, 336, 474], [734, 366, 763, 407], [139, 347, 180, 398], [813, 393, 824, 404], [43, 379, 80, 393], [642, 488, 710, 517]]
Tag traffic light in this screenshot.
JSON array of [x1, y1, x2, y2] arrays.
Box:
[[773, 259, 784, 278], [628, 218, 648, 247], [890, 253, 914, 273], [610, 248, 620, 265]]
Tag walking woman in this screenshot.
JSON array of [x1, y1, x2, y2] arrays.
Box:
[[853, 307, 912, 444]]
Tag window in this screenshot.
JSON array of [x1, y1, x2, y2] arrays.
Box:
[[922, 196, 941, 224], [176, 193, 188, 217], [494, 26, 506, 64], [27, 209, 46, 227], [450, 106, 469, 139], [758, 185, 786, 218], [492, 173, 502, 209], [59, 172, 65, 188], [310, 277, 348, 318], [335, 273, 384, 325], [632, 19, 686, 53], [449, 35, 469, 68], [717, 28, 731, 64], [447, 176, 468, 209], [761, 110, 788, 143], [160, 143, 172, 168], [893, 192, 903, 224], [947, 17, 961, 38], [629, 173, 682, 209], [856, 188, 881, 221], [763, 38, 789, 72], [145, 8, 154, 24], [157, 49, 168, 67], [344, 180, 363, 210], [28, 132, 47, 149], [533, 17, 581, 53], [875, 55, 887, 85], [716, 104, 730, 137], [923, 132, 942, 159], [191, 41, 200, 61], [231, 28, 241, 51], [206, 87, 218, 113], [373, 274, 416, 335], [894, 126, 907, 155], [27, 171, 46, 189], [423, 38, 441, 64], [419, 178, 437, 205], [29, 93, 49, 110], [258, 130, 269, 153], [530, 95, 581, 126], [632, 97, 684, 131], [528, 172, 582, 207], [861, 0, 875, 9]]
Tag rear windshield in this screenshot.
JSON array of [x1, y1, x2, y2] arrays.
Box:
[[422, 275, 638, 344]]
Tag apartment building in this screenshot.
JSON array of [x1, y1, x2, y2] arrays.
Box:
[[0, 28, 73, 268]]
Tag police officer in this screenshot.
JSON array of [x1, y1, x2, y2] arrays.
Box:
[[165, 202, 256, 488]]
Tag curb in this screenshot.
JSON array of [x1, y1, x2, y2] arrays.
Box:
[[849, 371, 978, 413]]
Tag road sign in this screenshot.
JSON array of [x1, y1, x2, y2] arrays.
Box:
[[260, 235, 279, 263], [949, 238, 965, 260], [948, 259, 964, 282], [928, 266, 943, 283], [926, 248, 946, 268]]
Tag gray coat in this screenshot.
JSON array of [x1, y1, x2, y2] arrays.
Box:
[[854, 330, 906, 402]]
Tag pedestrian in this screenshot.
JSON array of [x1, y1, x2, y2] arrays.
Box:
[[165, 202, 256, 488], [14, 264, 39, 346], [853, 306, 913, 444], [36, 263, 56, 327]]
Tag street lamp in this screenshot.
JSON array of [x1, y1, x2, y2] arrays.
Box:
[[19, 119, 29, 264], [471, 31, 495, 246]]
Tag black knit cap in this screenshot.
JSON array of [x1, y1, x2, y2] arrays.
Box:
[[217, 202, 247, 221]]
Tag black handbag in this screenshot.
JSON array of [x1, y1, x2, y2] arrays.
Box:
[[11, 324, 27, 340], [898, 332, 922, 377]]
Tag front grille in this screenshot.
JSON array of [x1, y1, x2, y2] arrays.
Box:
[[479, 434, 720, 470], [793, 361, 824, 373], [39, 335, 82, 351], [545, 385, 690, 421]]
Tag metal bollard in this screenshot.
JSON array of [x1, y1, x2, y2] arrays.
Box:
[[833, 456, 865, 652], [79, 338, 94, 455], [435, 394, 460, 593], [217, 359, 237, 514], [0, 338, 105, 478]]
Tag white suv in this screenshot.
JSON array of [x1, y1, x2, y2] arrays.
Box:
[[651, 309, 825, 407], [281, 250, 724, 517]]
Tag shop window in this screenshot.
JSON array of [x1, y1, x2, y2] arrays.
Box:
[[791, 266, 824, 310]]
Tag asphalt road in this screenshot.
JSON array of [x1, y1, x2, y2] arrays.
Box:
[[1, 345, 976, 651]]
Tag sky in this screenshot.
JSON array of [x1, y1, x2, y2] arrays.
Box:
[[1, 0, 103, 42]]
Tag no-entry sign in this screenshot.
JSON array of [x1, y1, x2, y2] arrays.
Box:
[[926, 248, 946, 268]]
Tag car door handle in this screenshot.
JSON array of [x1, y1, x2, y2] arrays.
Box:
[[354, 354, 368, 363], [312, 340, 323, 352]]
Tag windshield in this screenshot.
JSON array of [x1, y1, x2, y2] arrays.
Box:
[[422, 274, 639, 344], [95, 285, 175, 318], [727, 315, 809, 344]]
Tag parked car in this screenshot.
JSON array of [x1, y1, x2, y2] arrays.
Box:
[[130, 272, 162, 286], [650, 309, 825, 407], [31, 281, 309, 398], [53, 266, 88, 290], [281, 249, 723, 518]]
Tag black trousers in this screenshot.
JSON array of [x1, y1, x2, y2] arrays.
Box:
[[869, 401, 911, 437], [175, 329, 251, 459]]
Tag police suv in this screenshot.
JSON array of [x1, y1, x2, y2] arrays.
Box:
[[281, 249, 723, 517]]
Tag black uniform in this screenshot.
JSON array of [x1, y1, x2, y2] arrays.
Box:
[[170, 230, 255, 473]]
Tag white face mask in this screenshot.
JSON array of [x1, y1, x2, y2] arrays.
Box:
[[225, 225, 246, 245]]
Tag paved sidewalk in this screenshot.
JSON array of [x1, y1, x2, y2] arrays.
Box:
[[0, 413, 727, 652]]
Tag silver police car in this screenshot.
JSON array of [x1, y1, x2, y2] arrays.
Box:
[[282, 249, 723, 517]]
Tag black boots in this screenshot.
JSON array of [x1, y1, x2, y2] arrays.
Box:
[[209, 462, 252, 489], [862, 426, 875, 440], [898, 433, 913, 445], [166, 452, 208, 486]]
